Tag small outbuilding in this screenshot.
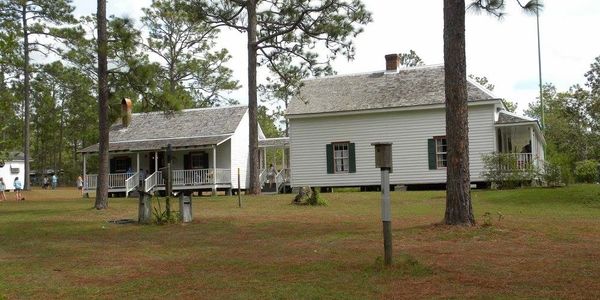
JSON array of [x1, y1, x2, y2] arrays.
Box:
[[0, 152, 25, 190]]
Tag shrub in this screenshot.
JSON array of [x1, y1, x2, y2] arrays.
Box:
[[481, 153, 540, 189], [575, 160, 599, 183], [292, 186, 328, 206], [542, 161, 562, 187]]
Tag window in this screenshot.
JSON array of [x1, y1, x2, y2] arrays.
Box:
[[326, 142, 355, 174], [113, 157, 131, 173], [333, 142, 350, 173], [190, 152, 208, 169], [435, 137, 447, 168]]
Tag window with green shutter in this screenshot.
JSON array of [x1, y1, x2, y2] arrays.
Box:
[[428, 137, 447, 170], [327, 142, 356, 174]]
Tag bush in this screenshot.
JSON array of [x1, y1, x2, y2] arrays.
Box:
[[542, 161, 562, 187], [575, 160, 599, 183], [292, 186, 328, 206], [481, 153, 540, 189]]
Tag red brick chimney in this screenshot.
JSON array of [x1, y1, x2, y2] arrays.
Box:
[[121, 98, 132, 127], [385, 54, 399, 73]]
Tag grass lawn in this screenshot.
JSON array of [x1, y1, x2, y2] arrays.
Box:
[[1, 185, 599, 299]]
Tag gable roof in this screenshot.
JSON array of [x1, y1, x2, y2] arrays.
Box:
[[496, 110, 538, 125], [79, 106, 247, 153], [287, 65, 498, 116]]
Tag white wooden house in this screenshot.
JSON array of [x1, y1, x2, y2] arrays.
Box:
[[286, 54, 545, 189], [79, 103, 287, 196], [0, 152, 25, 191]]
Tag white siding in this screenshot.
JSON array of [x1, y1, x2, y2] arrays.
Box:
[[216, 140, 232, 169], [289, 105, 496, 187], [0, 160, 25, 190], [230, 110, 250, 189]]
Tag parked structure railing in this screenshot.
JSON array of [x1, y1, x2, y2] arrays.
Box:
[[144, 172, 158, 193], [84, 174, 97, 191], [124, 172, 139, 196]]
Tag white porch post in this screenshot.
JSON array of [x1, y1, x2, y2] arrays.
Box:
[[136, 152, 140, 174], [212, 145, 217, 196], [282, 147, 285, 169], [154, 151, 158, 173], [263, 148, 267, 169], [83, 153, 87, 190], [529, 126, 536, 167]]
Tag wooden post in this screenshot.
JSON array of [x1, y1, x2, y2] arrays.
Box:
[[212, 145, 217, 196], [154, 151, 158, 173], [282, 147, 285, 169], [372, 142, 393, 267], [136, 152, 140, 174], [165, 144, 172, 218], [237, 168, 241, 208], [166, 162, 171, 218], [381, 167, 392, 266], [83, 153, 87, 196]]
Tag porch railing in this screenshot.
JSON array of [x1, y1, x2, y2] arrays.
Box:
[[108, 173, 128, 188], [87, 169, 232, 192], [161, 168, 232, 186], [124, 172, 139, 196], [84, 174, 97, 191], [499, 153, 535, 171], [275, 168, 290, 193], [144, 171, 158, 193]]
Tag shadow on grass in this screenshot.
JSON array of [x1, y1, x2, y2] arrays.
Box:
[[365, 253, 434, 278]]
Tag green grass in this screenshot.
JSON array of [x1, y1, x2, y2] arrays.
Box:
[[1, 185, 600, 299]]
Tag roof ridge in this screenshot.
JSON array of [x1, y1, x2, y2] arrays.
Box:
[[499, 110, 537, 121], [302, 64, 445, 82], [466, 77, 497, 99], [130, 105, 247, 116]]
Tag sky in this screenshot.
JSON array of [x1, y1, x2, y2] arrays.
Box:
[[72, 0, 600, 113]]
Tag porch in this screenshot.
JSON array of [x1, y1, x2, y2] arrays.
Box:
[[495, 111, 545, 171], [81, 137, 234, 196], [259, 137, 291, 193], [84, 168, 231, 196]]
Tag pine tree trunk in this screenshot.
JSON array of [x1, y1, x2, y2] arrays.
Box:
[[443, 0, 475, 225], [95, 0, 109, 209], [247, 0, 261, 195], [22, 4, 31, 190]]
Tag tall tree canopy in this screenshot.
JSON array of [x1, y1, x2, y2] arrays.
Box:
[[193, 0, 372, 194], [0, 0, 81, 189], [141, 0, 239, 110]]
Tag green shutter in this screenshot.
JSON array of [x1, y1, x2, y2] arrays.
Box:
[[349, 143, 356, 173], [428, 139, 436, 170], [326, 144, 334, 174]]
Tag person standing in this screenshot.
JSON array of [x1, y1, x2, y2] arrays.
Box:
[[13, 177, 23, 201], [42, 176, 49, 189], [268, 163, 277, 189], [77, 175, 83, 196], [51, 174, 58, 190], [0, 177, 6, 201]]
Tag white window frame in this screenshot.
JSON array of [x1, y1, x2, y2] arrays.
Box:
[[435, 136, 447, 169], [333, 142, 350, 174]]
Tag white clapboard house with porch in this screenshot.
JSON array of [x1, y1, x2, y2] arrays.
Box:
[[80, 101, 290, 196], [286, 54, 545, 189]]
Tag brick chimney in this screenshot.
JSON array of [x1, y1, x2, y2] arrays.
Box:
[[121, 98, 132, 127], [384, 54, 399, 74]]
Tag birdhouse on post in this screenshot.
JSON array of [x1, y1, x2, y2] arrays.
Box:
[[371, 142, 393, 266], [372, 142, 393, 171]]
